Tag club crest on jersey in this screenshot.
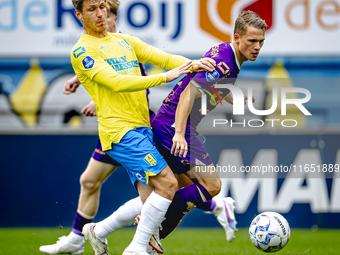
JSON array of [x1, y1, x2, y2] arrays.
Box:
[[82, 56, 95, 69], [206, 70, 220, 82], [73, 46, 86, 58], [144, 153, 157, 166], [118, 39, 131, 50]]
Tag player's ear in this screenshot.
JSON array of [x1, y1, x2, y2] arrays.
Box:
[[234, 33, 240, 44], [75, 10, 83, 22]]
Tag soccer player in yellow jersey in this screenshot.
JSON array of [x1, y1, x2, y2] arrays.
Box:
[[70, 0, 215, 254]]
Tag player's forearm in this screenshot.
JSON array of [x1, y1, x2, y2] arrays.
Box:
[[143, 46, 195, 72], [175, 86, 195, 135], [93, 66, 167, 93]]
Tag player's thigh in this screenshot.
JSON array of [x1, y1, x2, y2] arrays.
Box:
[[176, 172, 194, 189], [148, 165, 177, 192], [106, 127, 169, 189], [190, 164, 221, 196], [81, 157, 117, 185], [190, 164, 220, 180]]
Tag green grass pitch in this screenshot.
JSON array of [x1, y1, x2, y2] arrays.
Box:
[[0, 228, 339, 254]]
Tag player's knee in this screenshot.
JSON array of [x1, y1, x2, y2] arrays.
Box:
[[207, 178, 221, 197], [162, 175, 178, 200], [80, 173, 101, 193]]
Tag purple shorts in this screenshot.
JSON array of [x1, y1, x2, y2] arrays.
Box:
[[92, 139, 120, 166], [151, 122, 213, 174]]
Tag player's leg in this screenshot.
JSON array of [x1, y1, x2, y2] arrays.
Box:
[[160, 167, 237, 241], [104, 127, 176, 255], [91, 185, 152, 242], [152, 122, 236, 241], [73, 157, 117, 235]]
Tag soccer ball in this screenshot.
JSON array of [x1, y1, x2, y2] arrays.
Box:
[[249, 212, 290, 253]]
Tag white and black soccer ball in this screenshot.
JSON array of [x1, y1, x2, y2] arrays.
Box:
[[249, 212, 290, 253]]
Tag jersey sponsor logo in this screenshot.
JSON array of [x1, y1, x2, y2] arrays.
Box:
[[199, 0, 273, 42], [206, 70, 220, 82], [118, 39, 131, 49], [73, 46, 86, 58], [94, 148, 106, 155], [105, 57, 139, 72], [82, 56, 95, 69], [144, 153, 157, 166], [217, 62, 230, 75]]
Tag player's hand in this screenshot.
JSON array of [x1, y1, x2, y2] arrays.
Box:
[[166, 61, 192, 82], [171, 133, 188, 158], [81, 101, 96, 116], [192, 58, 216, 73], [63, 75, 81, 94], [244, 95, 255, 105], [225, 93, 233, 104]]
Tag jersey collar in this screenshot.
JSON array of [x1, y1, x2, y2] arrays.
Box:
[[230, 43, 241, 70]]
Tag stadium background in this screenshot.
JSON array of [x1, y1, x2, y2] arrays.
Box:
[[0, 0, 340, 231]]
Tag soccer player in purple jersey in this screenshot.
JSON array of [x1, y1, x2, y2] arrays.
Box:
[[151, 10, 267, 243]]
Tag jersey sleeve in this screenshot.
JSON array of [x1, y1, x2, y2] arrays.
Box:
[[124, 34, 193, 71], [71, 45, 167, 93], [71, 45, 108, 82], [190, 57, 232, 95]]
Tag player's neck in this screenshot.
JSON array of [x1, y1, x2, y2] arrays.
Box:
[[84, 27, 108, 38], [231, 41, 247, 66]]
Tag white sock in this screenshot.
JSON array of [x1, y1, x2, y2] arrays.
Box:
[[128, 191, 171, 252], [67, 231, 84, 244], [94, 196, 143, 242]]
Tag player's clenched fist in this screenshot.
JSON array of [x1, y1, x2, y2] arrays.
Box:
[[63, 75, 81, 94]]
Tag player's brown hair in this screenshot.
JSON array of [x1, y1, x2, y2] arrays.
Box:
[[106, 0, 120, 16], [72, 0, 108, 13], [234, 11, 267, 35]]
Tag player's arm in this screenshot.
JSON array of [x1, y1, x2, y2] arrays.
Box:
[[171, 83, 201, 158], [93, 61, 192, 93], [126, 35, 215, 73], [223, 92, 255, 105]]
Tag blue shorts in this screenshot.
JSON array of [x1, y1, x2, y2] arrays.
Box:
[[92, 139, 120, 165], [105, 126, 168, 188], [152, 122, 213, 175]]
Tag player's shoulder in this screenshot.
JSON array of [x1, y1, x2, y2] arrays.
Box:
[[71, 35, 97, 61], [209, 42, 238, 72]]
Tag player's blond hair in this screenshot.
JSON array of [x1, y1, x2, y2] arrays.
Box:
[[234, 11, 267, 35], [106, 0, 120, 16]]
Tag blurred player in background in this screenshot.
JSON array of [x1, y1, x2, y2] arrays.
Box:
[[39, 1, 154, 254], [151, 10, 266, 243], [68, 0, 215, 254]]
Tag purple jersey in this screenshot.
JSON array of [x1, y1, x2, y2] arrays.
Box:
[[153, 42, 240, 130]]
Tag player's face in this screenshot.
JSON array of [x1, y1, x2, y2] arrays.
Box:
[[76, 0, 107, 36], [237, 26, 265, 62], [106, 11, 117, 33]]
